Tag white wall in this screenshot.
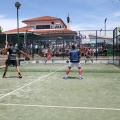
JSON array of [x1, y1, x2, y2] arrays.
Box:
[[26, 20, 64, 30]]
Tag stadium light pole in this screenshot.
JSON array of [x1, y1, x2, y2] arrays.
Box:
[[104, 18, 107, 37], [15, 2, 21, 65]]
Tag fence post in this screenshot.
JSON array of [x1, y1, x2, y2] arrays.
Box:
[[79, 31, 81, 50], [32, 32, 34, 60], [113, 28, 115, 61], [95, 30, 98, 60], [63, 32, 64, 59]]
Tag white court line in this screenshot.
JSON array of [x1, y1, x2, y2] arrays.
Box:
[[0, 66, 65, 100], [0, 103, 120, 111]]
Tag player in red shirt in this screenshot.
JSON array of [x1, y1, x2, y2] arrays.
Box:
[[44, 49, 54, 64], [85, 50, 93, 64]]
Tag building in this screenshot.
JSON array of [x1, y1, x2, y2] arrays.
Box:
[[3, 16, 77, 45], [89, 34, 113, 45]]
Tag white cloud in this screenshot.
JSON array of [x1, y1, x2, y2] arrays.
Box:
[[0, 18, 25, 31], [70, 21, 120, 38], [0, 14, 5, 18], [112, 10, 120, 17], [107, 21, 120, 29], [70, 20, 120, 31], [70, 23, 101, 31]]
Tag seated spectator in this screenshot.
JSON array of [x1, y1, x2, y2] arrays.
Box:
[[90, 47, 94, 56], [102, 40, 107, 50], [98, 47, 103, 55], [0, 48, 2, 54], [103, 47, 107, 56]]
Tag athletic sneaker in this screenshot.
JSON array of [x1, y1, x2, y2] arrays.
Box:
[[18, 75, 22, 78], [79, 77, 83, 80], [63, 76, 68, 80], [18, 73, 22, 78], [2, 75, 6, 78]]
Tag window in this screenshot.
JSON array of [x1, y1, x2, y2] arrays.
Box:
[[36, 25, 50, 29]]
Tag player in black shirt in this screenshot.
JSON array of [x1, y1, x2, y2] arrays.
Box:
[[2, 41, 29, 78]]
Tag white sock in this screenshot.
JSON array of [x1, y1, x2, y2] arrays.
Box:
[[79, 75, 82, 78]]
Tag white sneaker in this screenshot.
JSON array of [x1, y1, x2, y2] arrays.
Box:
[[79, 77, 83, 80], [63, 76, 68, 80]]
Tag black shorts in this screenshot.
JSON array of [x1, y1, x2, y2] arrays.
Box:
[[5, 59, 18, 67]]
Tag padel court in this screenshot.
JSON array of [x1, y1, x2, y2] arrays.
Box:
[[0, 63, 120, 120]]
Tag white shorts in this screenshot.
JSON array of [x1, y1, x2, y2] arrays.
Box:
[[68, 61, 81, 68]]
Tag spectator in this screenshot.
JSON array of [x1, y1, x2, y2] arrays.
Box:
[[102, 40, 107, 50]]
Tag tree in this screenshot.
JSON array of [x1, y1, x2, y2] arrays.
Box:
[[0, 26, 3, 34], [118, 27, 120, 33]]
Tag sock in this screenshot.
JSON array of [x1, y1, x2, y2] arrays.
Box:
[[18, 72, 21, 76], [66, 68, 70, 76], [78, 69, 82, 77]]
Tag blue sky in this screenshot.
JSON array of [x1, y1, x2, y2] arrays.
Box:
[[0, 0, 120, 31]]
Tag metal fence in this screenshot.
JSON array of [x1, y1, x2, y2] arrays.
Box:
[[113, 27, 120, 66], [25, 30, 114, 59], [0, 29, 120, 66]]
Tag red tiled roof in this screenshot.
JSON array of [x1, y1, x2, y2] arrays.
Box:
[[3, 26, 76, 35], [23, 16, 61, 22], [22, 16, 67, 27], [3, 26, 33, 34]]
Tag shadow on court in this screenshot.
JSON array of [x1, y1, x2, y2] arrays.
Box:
[[4, 76, 19, 78], [67, 76, 79, 79]]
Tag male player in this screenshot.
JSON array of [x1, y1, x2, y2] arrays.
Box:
[[2, 40, 29, 78], [63, 44, 83, 80], [85, 50, 93, 64], [44, 49, 54, 64]]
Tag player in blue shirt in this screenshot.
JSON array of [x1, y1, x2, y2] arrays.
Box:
[[63, 44, 83, 80]]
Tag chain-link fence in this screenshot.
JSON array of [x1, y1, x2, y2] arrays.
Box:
[[0, 29, 120, 66], [24, 30, 114, 60], [113, 27, 120, 66]]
